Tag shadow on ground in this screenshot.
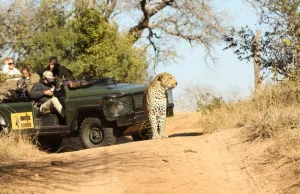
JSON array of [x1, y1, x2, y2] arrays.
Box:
[[0, 130, 204, 193], [58, 136, 134, 153], [169, 132, 203, 138], [58, 132, 203, 153], [0, 146, 162, 194]]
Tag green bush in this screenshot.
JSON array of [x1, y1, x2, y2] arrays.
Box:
[[25, 9, 147, 84], [0, 72, 6, 83]]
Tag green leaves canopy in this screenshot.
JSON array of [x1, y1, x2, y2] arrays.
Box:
[[23, 8, 147, 83]]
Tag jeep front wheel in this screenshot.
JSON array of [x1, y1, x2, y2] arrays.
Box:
[[79, 117, 116, 149]]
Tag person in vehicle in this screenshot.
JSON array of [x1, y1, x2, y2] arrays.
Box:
[[43, 56, 74, 90], [44, 56, 74, 80], [15, 66, 40, 97], [29, 70, 65, 117], [2, 58, 21, 76], [1, 66, 39, 99], [44, 56, 58, 75]]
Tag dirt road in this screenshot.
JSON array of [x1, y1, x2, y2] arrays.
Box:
[[0, 113, 276, 194]]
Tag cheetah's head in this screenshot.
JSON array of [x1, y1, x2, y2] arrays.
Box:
[[156, 72, 178, 90]]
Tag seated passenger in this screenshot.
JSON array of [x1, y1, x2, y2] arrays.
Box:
[[43, 56, 74, 90], [0, 67, 40, 99], [2, 58, 21, 77], [43, 56, 57, 76], [29, 71, 65, 117], [44, 56, 74, 81], [16, 66, 40, 96]]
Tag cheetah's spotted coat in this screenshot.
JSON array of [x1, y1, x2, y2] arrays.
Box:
[[144, 72, 178, 139]]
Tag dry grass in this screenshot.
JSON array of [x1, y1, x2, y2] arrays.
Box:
[[200, 81, 300, 137], [199, 100, 254, 133], [267, 132, 300, 194], [198, 81, 300, 193], [0, 78, 42, 162], [0, 133, 42, 162], [200, 81, 300, 161]]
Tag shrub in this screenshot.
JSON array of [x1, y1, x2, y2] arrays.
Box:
[[0, 133, 41, 162], [196, 93, 224, 113], [0, 72, 7, 83], [200, 81, 300, 138]]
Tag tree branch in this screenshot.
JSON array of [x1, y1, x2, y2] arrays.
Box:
[[129, 0, 174, 42], [104, 0, 117, 21]]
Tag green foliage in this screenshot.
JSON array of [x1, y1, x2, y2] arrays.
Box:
[[225, 0, 300, 80], [70, 9, 147, 83], [25, 28, 78, 73], [34, 0, 67, 30], [24, 8, 147, 83], [0, 72, 6, 83]]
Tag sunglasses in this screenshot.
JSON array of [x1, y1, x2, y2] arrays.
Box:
[[8, 62, 14, 65]]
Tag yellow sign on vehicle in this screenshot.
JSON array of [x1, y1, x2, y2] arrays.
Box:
[[10, 112, 34, 130]]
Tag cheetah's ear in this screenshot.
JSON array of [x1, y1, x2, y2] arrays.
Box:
[[157, 74, 162, 81]]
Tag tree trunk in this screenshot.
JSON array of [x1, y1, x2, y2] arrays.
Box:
[[254, 30, 262, 93]]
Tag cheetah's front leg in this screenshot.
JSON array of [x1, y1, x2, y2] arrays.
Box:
[[158, 111, 167, 138], [148, 112, 159, 139]]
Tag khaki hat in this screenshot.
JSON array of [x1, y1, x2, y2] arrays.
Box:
[[43, 71, 54, 82]]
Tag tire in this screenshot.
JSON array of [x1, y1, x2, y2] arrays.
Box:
[[131, 130, 150, 141], [38, 136, 63, 152], [79, 117, 116, 149]]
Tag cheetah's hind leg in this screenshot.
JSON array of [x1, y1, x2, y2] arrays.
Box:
[[158, 115, 168, 139]]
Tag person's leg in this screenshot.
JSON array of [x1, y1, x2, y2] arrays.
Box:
[[51, 97, 65, 117], [39, 99, 53, 114], [40, 97, 65, 117]]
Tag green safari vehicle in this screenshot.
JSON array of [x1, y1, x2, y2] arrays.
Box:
[[0, 78, 174, 149]]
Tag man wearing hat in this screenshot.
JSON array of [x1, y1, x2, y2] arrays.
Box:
[[29, 70, 65, 117]]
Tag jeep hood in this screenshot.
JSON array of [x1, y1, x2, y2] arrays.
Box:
[[104, 83, 146, 94], [66, 83, 146, 98]]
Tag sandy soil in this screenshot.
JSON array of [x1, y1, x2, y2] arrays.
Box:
[[0, 113, 293, 194]]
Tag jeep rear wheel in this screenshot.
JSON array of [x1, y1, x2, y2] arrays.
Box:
[[79, 117, 116, 149]]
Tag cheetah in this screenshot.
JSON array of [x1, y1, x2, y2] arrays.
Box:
[[144, 72, 178, 139]]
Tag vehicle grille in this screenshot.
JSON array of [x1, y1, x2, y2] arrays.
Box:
[[133, 93, 144, 109]]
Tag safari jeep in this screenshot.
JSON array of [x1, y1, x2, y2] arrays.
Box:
[[0, 78, 174, 150]]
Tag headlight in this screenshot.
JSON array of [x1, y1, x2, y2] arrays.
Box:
[[104, 96, 133, 116], [106, 100, 124, 115], [0, 115, 9, 134]]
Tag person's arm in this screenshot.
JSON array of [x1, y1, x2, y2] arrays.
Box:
[[13, 68, 21, 75], [28, 84, 44, 100], [16, 78, 25, 90]]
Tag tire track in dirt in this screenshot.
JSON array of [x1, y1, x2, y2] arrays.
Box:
[[0, 126, 268, 194]]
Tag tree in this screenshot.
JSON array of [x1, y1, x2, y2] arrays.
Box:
[[223, 0, 300, 80], [0, 0, 37, 58], [76, 0, 227, 66], [0, 0, 71, 60], [0, 0, 227, 80], [25, 9, 147, 83], [175, 83, 221, 112]]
